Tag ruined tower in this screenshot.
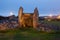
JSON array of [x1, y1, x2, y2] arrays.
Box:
[[33, 8, 39, 28], [18, 7, 23, 27], [18, 7, 39, 28]]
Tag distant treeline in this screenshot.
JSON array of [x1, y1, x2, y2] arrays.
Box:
[[39, 17, 60, 21], [0, 16, 60, 21], [0, 16, 9, 20], [0, 15, 18, 20]]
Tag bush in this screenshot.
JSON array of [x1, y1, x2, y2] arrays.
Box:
[[0, 30, 8, 33]]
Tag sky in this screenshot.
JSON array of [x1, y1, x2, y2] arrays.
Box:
[[0, 0, 60, 16]]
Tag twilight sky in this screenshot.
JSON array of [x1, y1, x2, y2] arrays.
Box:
[[0, 0, 60, 16]]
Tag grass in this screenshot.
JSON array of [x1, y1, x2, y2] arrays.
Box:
[[43, 20, 60, 26], [0, 20, 60, 40], [0, 28, 60, 40]]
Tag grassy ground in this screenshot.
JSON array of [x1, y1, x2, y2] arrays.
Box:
[[43, 20, 60, 26], [0, 21, 60, 40], [0, 28, 60, 40]]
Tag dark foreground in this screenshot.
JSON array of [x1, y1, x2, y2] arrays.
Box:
[[0, 28, 60, 40]]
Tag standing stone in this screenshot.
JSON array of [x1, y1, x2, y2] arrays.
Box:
[[33, 8, 39, 28], [18, 7, 23, 27]]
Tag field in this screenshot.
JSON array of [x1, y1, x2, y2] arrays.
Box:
[[43, 20, 60, 26], [0, 21, 60, 40], [0, 28, 60, 40]]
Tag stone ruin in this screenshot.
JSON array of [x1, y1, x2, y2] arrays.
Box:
[[18, 7, 39, 28], [0, 6, 60, 32]]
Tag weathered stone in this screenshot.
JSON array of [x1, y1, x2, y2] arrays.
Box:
[[18, 7, 39, 28]]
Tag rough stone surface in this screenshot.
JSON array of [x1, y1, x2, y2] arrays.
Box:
[[18, 7, 39, 28]]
